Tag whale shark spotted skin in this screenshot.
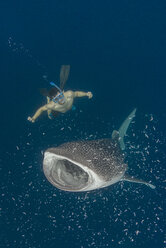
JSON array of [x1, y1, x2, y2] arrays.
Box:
[[43, 109, 155, 192]]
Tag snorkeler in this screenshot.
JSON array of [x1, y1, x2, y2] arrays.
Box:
[[27, 65, 93, 123]]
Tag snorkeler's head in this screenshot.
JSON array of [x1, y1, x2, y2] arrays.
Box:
[[49, 82, 65, 104], [48, 87, 59, 99], [40, 82, 65, 104]]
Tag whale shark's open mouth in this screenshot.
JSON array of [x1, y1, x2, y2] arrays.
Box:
[[43, 152, 113, 192], [49, 157, 89, 190]]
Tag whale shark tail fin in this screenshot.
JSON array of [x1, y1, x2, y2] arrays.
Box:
[[122, 174, 156, 189], [112, 108, 137, 150]]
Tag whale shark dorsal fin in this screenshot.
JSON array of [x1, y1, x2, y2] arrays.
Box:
[[122, 174, 156, 189], [117, 108, 137, 150], [111, 130, 119, 140]]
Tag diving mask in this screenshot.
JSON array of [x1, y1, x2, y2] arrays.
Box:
[[50, 82, 65, 104]]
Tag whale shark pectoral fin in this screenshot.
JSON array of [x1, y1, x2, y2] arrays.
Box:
[[118, 108, 137, 150], [122, 174, 156, 189]]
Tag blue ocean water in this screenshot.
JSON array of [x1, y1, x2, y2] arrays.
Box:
[[0, 0, 165, 247]]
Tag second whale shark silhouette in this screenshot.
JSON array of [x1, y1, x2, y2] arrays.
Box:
[[43, 109, 155, 192]]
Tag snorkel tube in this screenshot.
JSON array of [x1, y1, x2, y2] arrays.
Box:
[[50, 82, 65, 104]]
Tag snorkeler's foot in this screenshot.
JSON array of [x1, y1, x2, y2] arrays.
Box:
[[27, 117, 35, 123]]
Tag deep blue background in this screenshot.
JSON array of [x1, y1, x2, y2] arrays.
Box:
[[0, 0, 165, 247]]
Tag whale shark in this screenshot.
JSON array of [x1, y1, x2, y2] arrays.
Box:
[[43, 109, 155, 192]]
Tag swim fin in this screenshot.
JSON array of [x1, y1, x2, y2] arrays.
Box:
[[60, 65, 70, 90]]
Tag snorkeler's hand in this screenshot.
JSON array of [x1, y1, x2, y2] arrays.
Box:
[[27, 116, 35, 123], [87, 92, 93, 99]]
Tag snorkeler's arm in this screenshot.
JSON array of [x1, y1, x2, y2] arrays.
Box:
[[74, 91, 93, 99], [27, 105, 48, 123], [47, 97, 52, 119]]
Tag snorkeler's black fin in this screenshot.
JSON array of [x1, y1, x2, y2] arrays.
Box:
[[60, 65, 70, 90], [39, 88, 49, 97], [51, 111, 60, 118]]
